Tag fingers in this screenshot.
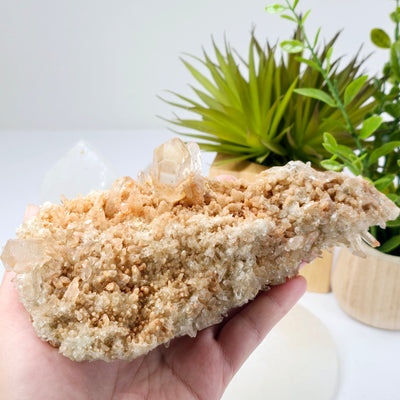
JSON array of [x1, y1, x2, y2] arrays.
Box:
[[216, 276, 307, 379], [215, 175, 237, 182], [1, 205, 39, 290], [23, 204, 40, 222]]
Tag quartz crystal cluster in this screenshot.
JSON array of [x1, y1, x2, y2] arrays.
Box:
[[1, 138, 399, 362], [149, 138, 202, 186]]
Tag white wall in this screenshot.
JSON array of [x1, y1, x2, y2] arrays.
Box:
[[0, 0, 394, 130]]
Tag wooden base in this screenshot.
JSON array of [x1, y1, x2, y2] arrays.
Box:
[[299, 250, 333, 293], [208, 153, 266, 181], [332, 244, 400, 330], [209, 153, 332, 293]]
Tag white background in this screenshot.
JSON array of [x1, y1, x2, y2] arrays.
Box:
[[1, 130, 400, 400], [1, 1, 400, 399], [0, 0, 395, 130]]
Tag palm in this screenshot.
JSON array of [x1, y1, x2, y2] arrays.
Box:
[[0, 270, 305, 400], [1, 204, 306, 399]]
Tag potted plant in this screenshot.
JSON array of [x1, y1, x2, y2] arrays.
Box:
[[322, 3, 400, 329], [264, 0, 400, 328], [161, 6, 376, 292]]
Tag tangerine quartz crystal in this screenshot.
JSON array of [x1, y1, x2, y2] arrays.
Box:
[[1, 138, 399, 361]]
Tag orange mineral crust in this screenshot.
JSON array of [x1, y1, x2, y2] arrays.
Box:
[[2, 139, 399, 361]]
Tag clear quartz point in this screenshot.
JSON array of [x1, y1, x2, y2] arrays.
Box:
[[149, 138, 202, 186], [1, 239, 49, 273], [40, 140, 119, 204], [361, 231, 380, 247]]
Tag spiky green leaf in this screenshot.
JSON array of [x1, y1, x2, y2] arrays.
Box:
[[379, 235, 400, 253], [368, 141, 400, 165], [181, 59, 225, 104], [295, 56, 321, 72], [162, 30, 376, 168], [386, 217, 400, 227], [268, 78, 298, 140]]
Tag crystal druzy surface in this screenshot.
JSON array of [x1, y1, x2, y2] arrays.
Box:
[[1, 139, 399, 361]]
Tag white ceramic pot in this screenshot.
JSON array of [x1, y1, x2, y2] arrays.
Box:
[[332, 243, 400, 330]]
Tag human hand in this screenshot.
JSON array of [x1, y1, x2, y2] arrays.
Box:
[[0, 205, 306, 400]]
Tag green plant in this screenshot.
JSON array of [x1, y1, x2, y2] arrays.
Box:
[[266, 0, 400, 255], [161, 28, 375, 167]]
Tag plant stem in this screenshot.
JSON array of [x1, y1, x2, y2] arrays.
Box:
[[284, 1, 359, 143], [396, 0, 400, 41], [284, 0, 368, 174]]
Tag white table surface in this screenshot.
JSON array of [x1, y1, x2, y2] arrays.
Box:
[[1, 130, 399, 400]]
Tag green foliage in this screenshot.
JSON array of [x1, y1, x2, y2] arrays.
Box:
[[162, 29, 375, 167], [370, 28, 391, 49], [267, 0, 400, 255]]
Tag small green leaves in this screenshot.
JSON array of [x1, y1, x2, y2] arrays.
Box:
[[322, 132, 339, 154], [344, 75, 368, 106], [359, 115, 383, 139], [322, 132, 371, 176], [323, 132, 337, 147], [280, 39, 304, 53], [294, 88, 336, 107], [320, 159, 343, 171], [390, 7, 400, 23], [265, 4, 287, 14], [370, 28, 391, 49], [390, 41, 400, 81]]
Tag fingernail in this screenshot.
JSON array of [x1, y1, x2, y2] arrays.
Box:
[[24, 204, 40, 222], [298, 260, 308, 271], [215, 175, 237, 182]]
